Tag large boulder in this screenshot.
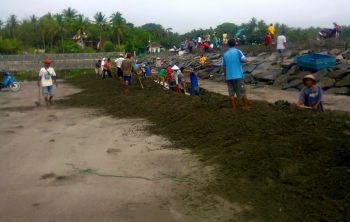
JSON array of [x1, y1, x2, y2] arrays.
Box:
[[335, 75, 350, 87], [314, 69, 329, 77], [243, 64, 258, 73], [327, 69, 350, 79], [253, 68, 281, 82], [282, 79, 303, 90], [251, 62, 273, 76], [318, 77, 336, 89], [326, 87, 350, 95]]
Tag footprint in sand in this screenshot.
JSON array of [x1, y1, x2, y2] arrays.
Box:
[[46, 115, 58, 122], [106, 148, 121, 155]]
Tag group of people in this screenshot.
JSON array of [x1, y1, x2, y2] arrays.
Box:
[[155, 57, 199, 96], [179, 32, 221, 53], [263, 24, 288, 62], [36, 33, 323, 113]]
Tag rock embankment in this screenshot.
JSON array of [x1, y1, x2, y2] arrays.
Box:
[[144, 49, 350, 95]]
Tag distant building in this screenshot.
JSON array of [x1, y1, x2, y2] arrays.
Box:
[[148, 42, 161, 53]]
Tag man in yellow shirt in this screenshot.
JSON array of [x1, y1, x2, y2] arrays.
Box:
[[200, 54, 207, 65], [268, 23, 276, 39]]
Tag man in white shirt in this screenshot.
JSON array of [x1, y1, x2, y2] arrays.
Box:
[[38, 59, 57, 106], [115, 54, 125, 82], [276, 31, 287, 63]]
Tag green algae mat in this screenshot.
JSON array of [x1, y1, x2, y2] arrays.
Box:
[[60, 74, 350, 222]]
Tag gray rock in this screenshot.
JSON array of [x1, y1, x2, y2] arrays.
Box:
[[282, 79, 303, 90], [314, 69, 329, 77], [251, 62, 273, 76], [273, 74, 290, 88], [243, 64, 258, 73], [335, 75, 350, 87], [327, 69, 350, 79], [318, 77, 336, 89], [254, 69, 281, 82], [326, 87, 350, 95]]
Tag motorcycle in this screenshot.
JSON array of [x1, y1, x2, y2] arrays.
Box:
[[319, 23, 342, 39], [0, 71, 21, 92]]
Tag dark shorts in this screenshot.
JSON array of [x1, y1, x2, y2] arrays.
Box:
[[117, 68, 123, 77], [277, 49, 285, 56], [123, 76, 132, 84], [227, 79, 246, 98]]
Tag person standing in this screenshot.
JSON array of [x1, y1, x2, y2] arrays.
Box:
[[268, 23, 276, 39], [95, 60, 101, 76], [190, 69, 199, 96], [276, 31, 287, 63], [115, 54, 124, 82], [121, 53, 134, 92], [38, 59, 57, 106], [177, 67, 186, 94], [103, 58, 112, 78], [155, 57, 162, 73], [171, 65, 180, 93], [223, 39, 249, 112], [223, 32, 228, 45]]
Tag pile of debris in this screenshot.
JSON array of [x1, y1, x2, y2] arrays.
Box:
[[144, 49, 350, 95]]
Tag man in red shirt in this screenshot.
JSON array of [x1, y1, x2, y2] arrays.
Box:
[[166, 65, 173, 88]]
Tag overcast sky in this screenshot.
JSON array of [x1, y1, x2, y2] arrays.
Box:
[[0, 0, 349, 33]]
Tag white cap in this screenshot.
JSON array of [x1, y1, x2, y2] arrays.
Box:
[[171, 65, 179, 70]]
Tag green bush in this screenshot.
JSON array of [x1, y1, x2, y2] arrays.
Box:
[[0, 38, 23, 54], [115, 44, 125, 52], [63, 40, 82, 53], [103, 41, 115, 52]]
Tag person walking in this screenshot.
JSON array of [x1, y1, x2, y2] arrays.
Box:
[[223, 39, 249, 112], [276, 31, 287, 63], [121, 53, 134, 92], [115, 54, 124, 82], [38, 59, 58, 106]]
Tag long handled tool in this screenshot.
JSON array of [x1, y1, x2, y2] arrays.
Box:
[[35, 86, 41, 106], [138, 76, 144, 89]]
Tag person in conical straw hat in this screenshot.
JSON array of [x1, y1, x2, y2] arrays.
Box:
[[297, 74, 324, 112]]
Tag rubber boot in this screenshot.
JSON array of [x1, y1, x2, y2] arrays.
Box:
[[230, 97, 238, 111], [242, 96, 250, 112], [123, 83, 129, 93]]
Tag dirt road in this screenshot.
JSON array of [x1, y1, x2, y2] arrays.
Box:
[[200, 80, 350, 112], [0, 82, 254, 222]]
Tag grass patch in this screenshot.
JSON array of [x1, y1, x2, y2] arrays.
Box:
[[60, 74, 350, 222]]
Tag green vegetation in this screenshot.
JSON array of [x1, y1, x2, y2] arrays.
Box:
[[0, 9, 349, 55], [60, 74, 350, 222]]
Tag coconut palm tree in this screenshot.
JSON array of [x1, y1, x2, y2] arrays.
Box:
[[7, 15, 18, 38], [62, 7, 78, 21], [30, 15, 37, 32], [54, 14, 65, 52], [94, 12, 107, 49], [110, 12, 127, 45]]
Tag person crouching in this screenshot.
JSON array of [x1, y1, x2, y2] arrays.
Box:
[[297, 74, 324, 112]]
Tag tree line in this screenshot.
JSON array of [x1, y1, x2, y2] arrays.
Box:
[[0, 8, 349, 55]]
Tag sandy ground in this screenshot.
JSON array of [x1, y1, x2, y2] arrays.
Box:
[[0, 81, 256, 222], [200, 80, 350, 112]]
